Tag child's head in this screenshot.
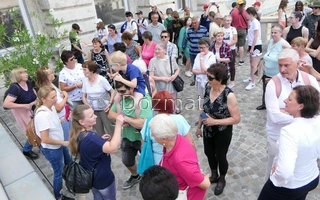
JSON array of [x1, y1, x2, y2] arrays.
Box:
[[109, 51, 127, 70]]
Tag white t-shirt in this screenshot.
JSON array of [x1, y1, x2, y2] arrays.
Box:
[[82, 75, 112, 111], [137, 18, 148, 34], [53, 85, 66, 118], [223, 26, 237, 50], [193, 52, 216, 88], [125, 19, 138, 41], [59, 64, 84, 101], [35, 105, 64, 149], [247, 18, 262, 46]]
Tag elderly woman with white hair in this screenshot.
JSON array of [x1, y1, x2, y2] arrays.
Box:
[[149, 114, 210, 200]]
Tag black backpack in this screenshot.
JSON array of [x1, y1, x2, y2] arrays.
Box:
[[131, 21, 144, 46], [3, 83, 20, 109], [166, 18, 173, 33]]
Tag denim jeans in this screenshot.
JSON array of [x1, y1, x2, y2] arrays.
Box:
[[22, 140, 33, 152], [40, 146, 73, 198], [61, 120, 70, 141], [92, 180, 116, 200]]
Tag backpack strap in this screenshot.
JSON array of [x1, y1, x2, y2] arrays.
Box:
[[300, 71, 311, 85], [272, 75, 282, 99]]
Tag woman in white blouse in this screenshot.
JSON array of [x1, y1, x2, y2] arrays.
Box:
[[258, 85, 320, 200], [82, 61, 115, 137]]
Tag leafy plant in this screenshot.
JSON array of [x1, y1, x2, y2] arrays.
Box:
[[0, 8, 67, 86]]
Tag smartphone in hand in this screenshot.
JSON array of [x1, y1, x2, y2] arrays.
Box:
[[200, 112, 208, 119]]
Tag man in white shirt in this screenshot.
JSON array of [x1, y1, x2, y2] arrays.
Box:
[[135, 11, 148, 34], [265, 48, 320, 180], [209, 12, 221, 41], [160, 30, 178, 59], [124, 11, 138, 42]]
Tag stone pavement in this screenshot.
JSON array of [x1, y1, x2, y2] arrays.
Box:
[[1, 54, 320, 200]]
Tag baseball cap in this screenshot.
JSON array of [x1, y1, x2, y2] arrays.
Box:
[[203, 4, 209, 9], [95, 18, 103, 24], [252, 1, 261, 7], [136, 10, 143, 15], [237, 0, 244, 5]]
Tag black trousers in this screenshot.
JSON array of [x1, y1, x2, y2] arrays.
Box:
[[203, 126, 232, 175], [258, 176, 319, 200]]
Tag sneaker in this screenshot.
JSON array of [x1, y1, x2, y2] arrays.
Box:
[[122, 175, 141, 189], [185, 71, 192, 77], [190, 81, 195, 86], [242, 77, 251, 83], [245, 82, 256, 91], [238, 61, 244, 66]]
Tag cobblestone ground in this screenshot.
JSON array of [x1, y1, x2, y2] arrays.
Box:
[[1, 54, 320, 200]]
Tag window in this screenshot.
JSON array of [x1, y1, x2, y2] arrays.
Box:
[[94, 0, 125, 25], [0, 0, 29, 49]]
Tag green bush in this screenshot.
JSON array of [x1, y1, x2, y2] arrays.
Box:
[[0, 8, 67, 86]]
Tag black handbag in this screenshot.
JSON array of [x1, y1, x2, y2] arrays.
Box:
[[62, 133, 99, 194], [169, 57, 184, 92]]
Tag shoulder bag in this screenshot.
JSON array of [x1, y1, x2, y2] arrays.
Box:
[[62, 132, 100, 194], [137, 118, 154, 174], [169, 57, 184, 92]]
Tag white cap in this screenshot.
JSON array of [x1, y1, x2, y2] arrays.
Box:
[[95, 18, 103, 24]]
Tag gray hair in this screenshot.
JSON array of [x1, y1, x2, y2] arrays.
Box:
[[156, 42, 167, 50], [133, 59, 147, 74], [277, 48, 299, 63], [149, 114, 178, 140], [271, 23, 284, 32]]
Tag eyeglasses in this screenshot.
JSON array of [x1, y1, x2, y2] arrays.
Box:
[[161, 36, 168, 38], [207, 75, 215, 81], [117, 89, 127, 94], [108, 25, 115, 29]]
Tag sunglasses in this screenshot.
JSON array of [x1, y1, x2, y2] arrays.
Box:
[[161, 36, 168, 38], [117, 89, 127, 94], [207, 75, 215, 81]]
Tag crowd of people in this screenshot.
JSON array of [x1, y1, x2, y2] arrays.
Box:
[[3, 0, 320, 199]]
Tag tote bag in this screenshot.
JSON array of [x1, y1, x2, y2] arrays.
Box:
[[137, 118, 154, 174]]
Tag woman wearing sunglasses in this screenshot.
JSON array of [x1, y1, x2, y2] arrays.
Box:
[[59, 50, 85, 108], [195, 63, 240, 196]]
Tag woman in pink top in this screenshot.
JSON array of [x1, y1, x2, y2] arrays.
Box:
[[149, 114, 211, 200], [141, 31, 156, 68]]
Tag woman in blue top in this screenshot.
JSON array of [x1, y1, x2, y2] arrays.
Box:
[[104, 24, 121, 54], [69, 105, 123, 199]]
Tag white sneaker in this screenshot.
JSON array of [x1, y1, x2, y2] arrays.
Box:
[[243, 77, 251, 83], [245, 82, 255, 90], [185, 71, 193, 77]]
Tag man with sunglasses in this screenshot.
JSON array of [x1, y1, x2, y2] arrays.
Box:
[[160, 30, 178, 59], [108, 75, 152, 190]]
